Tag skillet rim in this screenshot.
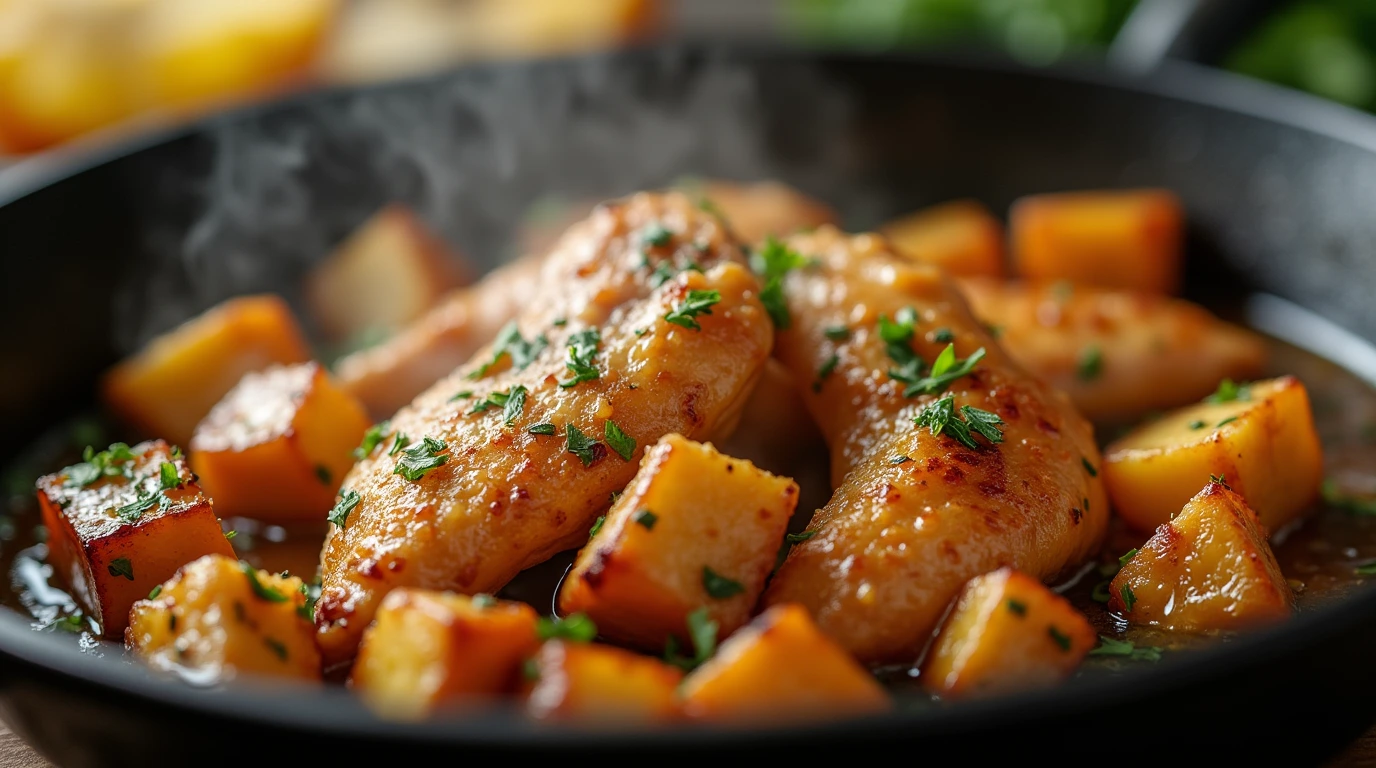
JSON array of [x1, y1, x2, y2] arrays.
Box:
[[2, 42, 1375, 748]]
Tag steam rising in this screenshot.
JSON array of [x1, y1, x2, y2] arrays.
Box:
[[117, 48, 857, 350]]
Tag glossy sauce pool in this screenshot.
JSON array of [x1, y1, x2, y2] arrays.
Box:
[[3, 330, 1376, 693]]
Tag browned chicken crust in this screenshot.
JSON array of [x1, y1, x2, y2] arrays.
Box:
[[763, 227, 1107, 665], [316, 192, 774, 666]]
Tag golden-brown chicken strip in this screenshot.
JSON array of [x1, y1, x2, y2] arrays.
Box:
[[334, 254, 544, 419], [316, 192, 773, 667], [763, 227, 1107, 665], [958, 279, 1267, 423]]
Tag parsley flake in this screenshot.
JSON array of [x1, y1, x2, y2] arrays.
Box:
[[328, 489, 361, 527], [393, 436, 448, 481], [354, 421, 391, 460], [537, 613, 597, 643], [785, 530, 818, 544], [1082, 457, 1098, 477], [107, 558, 134, 581], [448, 391, 474, 402], [298, 583, 319, 621], [1188, 419, 1207, 430], [528, 422, 556, 436], [469, 321, 548, 380], [634, 509, 658, 530], [1048, 625, 1073, 652], [702, 566, 745, 599], [1119, 548, 1140, 567], [1205, 379, 1251, 404], [1007, 599, 1028, 616], [1216, 416, 1239, 428], [752, 237, 811, 329], [65, 443, 137, 487], [901, 344, 985, 397], [241, 562, 288, 602], [1088, 635, 1162, 662], [604, 420, 636, 461], [664, 606, 718, 671], [558, 329, 601, 388], [264, 638, 288, 662], [158, 462, 180, 490], [388, 433, 411, 456], [891, 455, 913, 465], [148, 585, 162, 600], [933, 327, 955, 343], [114, 487, 160, 523], [1077, 345, 1103, 381], [588, 515, 606, 539], [912, 395, 1005, 450], [664, 289, 721, 331], [314, 465, 332, 485], [1119, 583, 1137, 612], [813, 353, 839, 393], [642, 222, 673, 248], [824, 325, 850, 341], [1321, 479, 1376, 516], [565, 424, 604, 467]]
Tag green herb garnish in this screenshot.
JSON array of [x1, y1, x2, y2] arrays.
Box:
[[664, 607, 718, 671], [1321, 479, 1376, 516], [469, 321, 548, 380], [565, 424, 604, 467], [298, 583, 319, 621], [393, 436, 449, 482], [1119, 548, 1139, 567], [353, 421, 391, 460], [158, 462, 180, 490], [264, 638, 288, 661], [702, 566, 745, 599], [327, 489, 360, 528], [1188, 420, 1207, 430], [900, 344, 985, 397], [388, 433, 411, 456], [634, 509, 658, 530], [912, 394, 1005, 450], [314, 465, 332, 485], [824, 325, 850, 341], [813, 353, 839, 393], [558, 328, 601, 388], [1205, 379, 1251, 404], [448, 391, 474, 402], [1119, 584, 1137, 612], [1082, 457, 1098, 477], [1216, 416, 1239, 428], [1007, 599, 1028, 616], [148, 585, 162, 600], [753, 237, 812, 329], [785, 530, 818, 544], [1077, 345, 1103, 381], [642, 222, 673, 248], [1048, 626, 1073, 652], [241, 562, 288, 603], [528, 423, 557, 436], [114, 487, 160, 523], [65, 443, 137, 487], [664, 289, 721, 331], [604, 420, 636, 461], [1088, 635, 1162, 661], [588, 515, 606, 539], [537, 613, 597, 643], [107, 558, 134, 581]]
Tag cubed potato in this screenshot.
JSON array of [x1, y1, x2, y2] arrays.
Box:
[[680, 604, 890, 723], [102, 295, 311, 446], [1109, 482, 1293, 631], [959, 279, 1268, 422], [126, 554, 319, 682], [523, 640, 682, 723], [685, 179, 838, 243], [305, 205, 470, 342], [189, 362, 371, 521], [1010, 189, 1183, 293], [1104, 376, 1323, 532], [921, 568, 1095, 699], [351, 590, 540, 719], [880, 199, 1004, 278], [37, 441, 235, 638], [558, 434, 798, 650]]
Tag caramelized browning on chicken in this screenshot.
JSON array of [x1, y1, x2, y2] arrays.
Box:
[[314, 192, 774, 666], [763, 227, 1107, 664]]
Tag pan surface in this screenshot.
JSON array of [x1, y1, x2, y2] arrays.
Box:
[[3, 45, 1376, 765]]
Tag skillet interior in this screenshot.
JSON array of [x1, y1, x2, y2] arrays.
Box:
[[3, 45, 1376, 764]]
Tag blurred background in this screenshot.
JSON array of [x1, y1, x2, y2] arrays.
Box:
[[0, 0, 1373, 158]]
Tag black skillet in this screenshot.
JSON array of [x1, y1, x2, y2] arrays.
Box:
[[4, 44, 1376, 766]]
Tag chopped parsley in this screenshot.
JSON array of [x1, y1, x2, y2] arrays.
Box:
[[467, 385, 527, 424], [224, 530, 237, 541], [633, 509, 658, 530], [664, 606, 718, 671], [813, 353, 839, 393], [1119, 583, 1137, 612], [648, 261, 679, 288], [565, 424, 603, 466], [1119, 548, 1139, 567], [891, 455, 913, 465], [297, 583, 319, 621], [1006, 599, 1028, 616], [824, 325, 850, 341], [753, 237, 812, 329], [785, 530, 818, 544], [393, 436, 449, 482], [933, 327, 955, 343], [1210, 473, 1230, 488], [1188, 420, 1207, 430], [353, 421, 391, 459], [1321, 479, 1376, 516], [528, 422, 557, 436], [604, 420, 636, 461], [912, 394, 1005, 450], [1216, 416, 1239, 428], [1088, 635, 1162, 662], [107, 558, 134, 581], [158, 462, 180, 490], [878, 307, 922, 384], [65, 443, 137, 487], [558, 328, 601, 388], [1048, 625, 1073, 652], [148, 585, 162, 600], [448, 391, 474, 402], [114, 487, 161, 523], [264, 637, 289, 661], [664, 289, 721, 331], [588, 515, 606, 539], [1082, 457, 1098, 477], [327, 489, 361, 527], [1077, 345, 1103, 381], [642, 222, 673, 248], [314, 465, 332, 485], [702, 566, 745, 599], [1205, 379, 1251, 404], [537, 613, 597, 643], [469, 321, 548, 380], [471, 593, 497, 609], [241, 561, 288, 603], [388, 433, 411, 456], [900, 343, 986, 397], [51, 613, 89, 633]]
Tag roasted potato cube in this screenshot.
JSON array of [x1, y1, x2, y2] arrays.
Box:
[[305, 205, 470, 342], [189, 362, 371, 521], [126, 554, 319, 682], [680, 604, 889, 723], [351, 590, 539, 719], [1104, 376, 1323, 532], [880, 199, 1004, 278], [37, 440, 235, 638], [1010, 189, 1182, 293], [523, 640, 682, 723], [685, 179, 838, 243], [1109, 482, 1293, 631], [558, 434, 797, 650], [922, 568, 1094, 699], [958, 279, 1268, 423], [102, 295, 311, 446]]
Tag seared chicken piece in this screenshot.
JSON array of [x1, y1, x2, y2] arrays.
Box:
[[334, 254, 544, 419], [763, 227, 1107, 665], [958, 279, 1267, 423], [316, 192, 773, 666]]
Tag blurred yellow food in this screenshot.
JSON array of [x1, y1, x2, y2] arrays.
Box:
[[881, 199, 1005, 278], [0, 0, 335, 153], [190, 362, 371, 522], [922, 567, 1094, 699], [102, 294, 312, 447], [523, 640, 683, 723], [127, 554, 320, 682], [1104, 376, 1323, 532], [1109, 482, 1293, 632], [1011, 189, 1183, 293]]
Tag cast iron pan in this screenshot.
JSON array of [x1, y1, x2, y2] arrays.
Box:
[[3, 45, 1376, 766]]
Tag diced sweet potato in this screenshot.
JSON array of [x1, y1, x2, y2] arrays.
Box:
[[921, 568, 1094, 700], [351, 590, 539, 719], [1109, 482, 1293, 631], [958, 279, 1268, 422], [686, 179, 838, 243], [680, 604, 889, 723], [102, 295, 311, 446], [523, 640, 682, 723], [189, 362, 371, 521], [1010, 189, 1183, 293], [37, 441, 235, 638], [126, 554, 319, 682], [558, 434, 797, 650], [1104, 376, 1323, 532], [305, 205, 470, 342], [881, 199, 1004, 278]]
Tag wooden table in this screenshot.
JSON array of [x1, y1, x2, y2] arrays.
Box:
[[3, 718, 1376, 766]]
